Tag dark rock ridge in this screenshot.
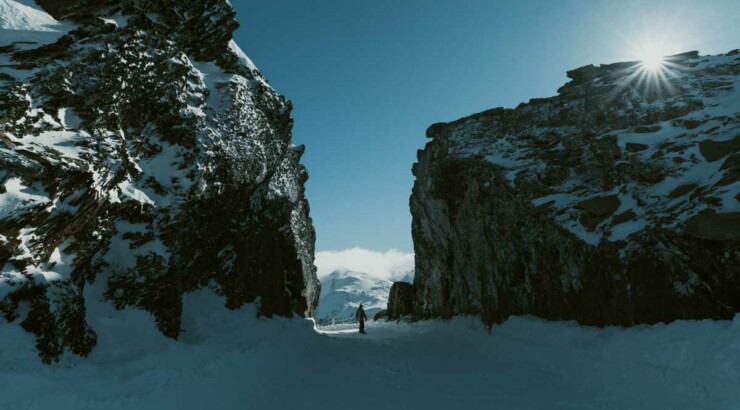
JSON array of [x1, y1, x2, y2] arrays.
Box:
[[0, 0, 319, 363], [387, 282, 415, 320], [411, 51, 740, 328]]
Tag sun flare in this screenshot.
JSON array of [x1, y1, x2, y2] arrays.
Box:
[[609, 38, 692, 102], [640, 54, 664, 72], [637, 44, 667, 72]]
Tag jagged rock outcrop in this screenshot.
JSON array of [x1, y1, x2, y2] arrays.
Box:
[[0, 0, 319, 363], [387, 282, 415, 320], [411, 51, 740, 328]]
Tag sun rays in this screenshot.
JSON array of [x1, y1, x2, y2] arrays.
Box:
[[629, 47, 693, 101], [600, 10, 701, 103], [598, 42, 697, 104], [637, 43, 667, 72]]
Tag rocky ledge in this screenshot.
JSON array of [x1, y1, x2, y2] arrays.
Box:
[[0, 0, 319, 363], [411, 51, 740, 328]]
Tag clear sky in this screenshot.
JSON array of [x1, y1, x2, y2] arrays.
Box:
[[231, 0, 739, 253]]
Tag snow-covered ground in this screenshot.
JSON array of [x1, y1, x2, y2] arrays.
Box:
[[1, 284, 739, 410]]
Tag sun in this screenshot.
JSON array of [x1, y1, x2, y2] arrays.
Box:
[[637, 44, 667, 72], [640, 54, 664, 72], [604, 38, 688, 101]]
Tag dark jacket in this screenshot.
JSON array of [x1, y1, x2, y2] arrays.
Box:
[[356, 306, 368, 322]]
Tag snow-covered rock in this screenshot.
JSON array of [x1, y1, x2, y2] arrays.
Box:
[[0, 0, 319, 363], [412, 51, 740, 327]]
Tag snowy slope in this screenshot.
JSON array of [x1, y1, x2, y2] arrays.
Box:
[[0, 0, 59, 31], [316, 269, 400, 323], [0, 290, 739, 409], [0, 0, 70, 58]]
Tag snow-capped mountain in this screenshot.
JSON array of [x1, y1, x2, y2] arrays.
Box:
[[0, 0, 318, 363], [316, 269, 414, 324], [412, 51, 740, 327]]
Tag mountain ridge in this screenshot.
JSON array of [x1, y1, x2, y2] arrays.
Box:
[[411, 50, 740, 327]]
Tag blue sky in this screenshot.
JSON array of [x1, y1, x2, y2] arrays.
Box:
[[231, 0, 739, 253]]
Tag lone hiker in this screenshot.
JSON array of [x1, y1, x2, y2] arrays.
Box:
[[356, 304, 368, 334]]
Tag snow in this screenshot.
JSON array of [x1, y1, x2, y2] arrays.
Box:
[[613, 121, 684, 149], [1, 285, 739, 409], [0, 0, 73, 86], [0, 177, 48, 216], [109, 14, 130, 28], [0, 0, 71, 47], [100, 17, 118, 27], [117, 179, 155, 206], [228, 39, 258, 71], [16, 130, 92, 161], [58, 108, 82, 129], [0, 0, 60, 31]]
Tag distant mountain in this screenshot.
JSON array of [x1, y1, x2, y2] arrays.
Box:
[[316, 269, 414, 324]]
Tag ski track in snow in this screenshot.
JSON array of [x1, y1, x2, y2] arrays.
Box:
[[1, 286, 739, 410]]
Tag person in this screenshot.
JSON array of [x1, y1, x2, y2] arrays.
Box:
[[356, 304, 368, 334]]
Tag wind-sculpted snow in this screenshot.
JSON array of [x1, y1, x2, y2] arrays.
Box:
[[412, 51, 740, 327], [0, 0, 319, 362]]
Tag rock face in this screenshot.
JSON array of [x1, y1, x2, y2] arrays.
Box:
[[411, 51, 740, 328], [0, 0, 319, 363], [387, 282, 415, 320]]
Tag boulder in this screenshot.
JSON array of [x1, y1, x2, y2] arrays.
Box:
[[625, 143, 649, 152], [576, 195, 621, 231], [576, 195, 621, 217], [685, 212, 740, 240], [668, 184, 698, 198], [387, 282, 415, 320], [699, 136, 740, 162], [373, 310, 388, 321]]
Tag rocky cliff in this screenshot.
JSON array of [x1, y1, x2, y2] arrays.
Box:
[[411, 51, 740, 328], [0, 0, 319, 363]]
